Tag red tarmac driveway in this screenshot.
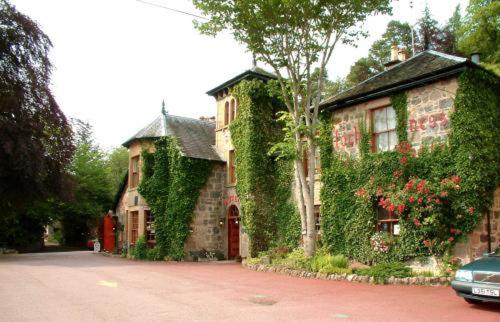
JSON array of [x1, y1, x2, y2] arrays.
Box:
[[0, 251, 498, 321]]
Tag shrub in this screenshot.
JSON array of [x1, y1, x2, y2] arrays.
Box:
[[310, 248, 349, 272], [318, 265, 352, 275], [146, 247, 163, 261], [355, 262, 412, 284], [273, 248, 308, 270], [132, 236, 148, 260]]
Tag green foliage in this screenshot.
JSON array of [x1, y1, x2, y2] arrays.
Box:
[[319, 69, 499, 263], [106, 147, 129, 193], [458, 0, 499, 65], [132, 236, 148, 260], [230, 80, 300, 256], [391, 92, 408, 142], [0, 0, 74, 248], [146, 247, 163, 261], [355, 262, 412, 284], [310, 248, 349, 271], [139, 137, 213, 260]]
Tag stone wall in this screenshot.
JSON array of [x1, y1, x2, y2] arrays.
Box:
[[455, 187, 500, 262], [184, 163, 227, 258], [329, 78, 458, 156]]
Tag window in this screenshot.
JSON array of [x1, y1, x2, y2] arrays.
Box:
[[130, 156, 140, 188], [145, 210, 155, 246], [372, 106, 397, 152], [376, 205, 399, 235], [224, 101, 229, 126], [228, 150, 236, 184], [130, 211, 139, 244], [230, 99, 236, 122], [314, 206, 321, 233]]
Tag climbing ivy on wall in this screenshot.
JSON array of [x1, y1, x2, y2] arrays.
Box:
[[319, 69, 499, 263], [139, 137, 213, 260], [230, 80, 300, 256]]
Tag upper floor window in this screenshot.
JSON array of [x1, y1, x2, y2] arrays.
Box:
[[131, 156, 140, 188], [230, 99, 236, 122], [372, 106, 397, 152], [224, 101, 230, 126], [228, 150, 236, 184]]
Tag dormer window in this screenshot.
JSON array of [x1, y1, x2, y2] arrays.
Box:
[[224, 101, 229, 126]]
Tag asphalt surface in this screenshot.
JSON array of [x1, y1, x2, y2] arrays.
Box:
[[0, 251, 498, 322]]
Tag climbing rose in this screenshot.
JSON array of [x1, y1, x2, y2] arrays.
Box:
[[399, 156, 408, 165], [388, 204, 396, 212], [408, 196, 415, 203], [413, 219, 421, 226], [423, 240, 432, 247], [418, 197, 423, 204], [398, 204, 405, 213], [468, 207, 475, 214], [448, 237, 454, 242], [440, 191, 448, 197], [451, 175, 461, 184]]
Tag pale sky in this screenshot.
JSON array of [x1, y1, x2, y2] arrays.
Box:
[[10, 0, 468, 150]]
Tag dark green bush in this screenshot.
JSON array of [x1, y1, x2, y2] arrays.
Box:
[[355, 262, 412, 284], [132, 236, 148, 260]]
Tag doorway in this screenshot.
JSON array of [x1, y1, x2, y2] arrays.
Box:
[[227, 205, 240, 259]]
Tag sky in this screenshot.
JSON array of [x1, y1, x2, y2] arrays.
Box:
[[10, 0, 469, 150]]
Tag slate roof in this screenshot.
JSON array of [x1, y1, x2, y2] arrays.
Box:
[[206, 66, 277, 96], [321, 50, 469, 111], [123, 114, 222, 162]]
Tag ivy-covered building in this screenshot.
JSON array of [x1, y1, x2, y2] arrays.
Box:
[[318, 49, 499, 264], [115, 68, 279, 259]]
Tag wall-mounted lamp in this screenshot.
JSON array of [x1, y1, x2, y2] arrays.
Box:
[[219, 218, 226, 227]]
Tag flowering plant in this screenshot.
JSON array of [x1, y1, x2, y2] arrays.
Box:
[[370, 232, 393, 253]]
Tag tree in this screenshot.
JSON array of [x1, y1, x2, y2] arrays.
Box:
[[458, 0, 499, 69], [59, 120, 112, 245], [0, 0, 74, 248], [106, 147, 129, 193], [438, 5, 462, 55], [193, 0, 391, 256], [417, 5, 440, 51], [346, 20, 413, 86]]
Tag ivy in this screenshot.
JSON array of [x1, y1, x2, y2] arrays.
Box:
[[391, 92, 408, 142], [139, 137, 213, 260], [230, 80, 300, 256], [319, 69, 499, 263]]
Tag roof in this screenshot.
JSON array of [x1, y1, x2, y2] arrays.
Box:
[[206, 66, 277, 96], [321, 50, 469, 111], [123, 114, 223, 162]]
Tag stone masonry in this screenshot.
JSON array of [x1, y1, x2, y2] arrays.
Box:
[[184, 163, 227, 258]]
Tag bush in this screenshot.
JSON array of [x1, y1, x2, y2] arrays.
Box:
[[355, 262, 412, 284], [273, 248, 309, 270], [310, 248, 349, 272], [146, 247, 163, 261], [132, 236, 148, 260]]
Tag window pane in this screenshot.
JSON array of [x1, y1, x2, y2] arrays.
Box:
[[388, 130, 398, 151], [377, 132, 389, 152], [373, 108, 387, 132], [387, 106, 397, 130]]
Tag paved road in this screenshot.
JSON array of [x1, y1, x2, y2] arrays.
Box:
[[0, 251, 498, 322]]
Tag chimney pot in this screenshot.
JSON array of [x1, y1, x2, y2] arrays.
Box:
[[398, 49, 408, 61], [390, 45, 399, 62]]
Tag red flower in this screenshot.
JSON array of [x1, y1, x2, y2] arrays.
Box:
[[435, 198, 441, 204], [417, 180, 427, 193], [451, 175, 461, 184], [423, 240, 431, 247], [408, 196, 415, 203], [388, 205, 396, 212], [393, 170, 403, 178], [405, 179, 415, 191], [418, 197, 423, 204], [378, 198, 386, 206], [399, 156, 408, 165], [355, 188, 367, 198], [448, 237, 454, 242], [440, 191, 448, 198], [413, 219, 421, 226], [468, 207, 475, 214], [398, 204, 405, 213], [376, 187, 384, 196], [450, 228, 455, 234]]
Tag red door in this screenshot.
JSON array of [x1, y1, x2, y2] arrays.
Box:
[[103, 213, 115, 252], [228, 206, 240, 259]]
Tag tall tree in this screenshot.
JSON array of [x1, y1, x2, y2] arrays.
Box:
[[438, 5, 462, 55], [0, 0, 74, 248], [458, 0, 499, 68], [193, 0, 391, 256], [417, 5, 440, 51]]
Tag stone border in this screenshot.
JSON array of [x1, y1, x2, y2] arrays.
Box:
[[243, 261, 453, 286]]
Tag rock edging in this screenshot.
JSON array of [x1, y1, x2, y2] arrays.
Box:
[[242, 261, 453, 286]]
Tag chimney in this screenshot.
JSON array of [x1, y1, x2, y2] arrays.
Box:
[[398, 48, 408, 61], [384, 45, 403, 70], [471, 52, 480, 64]]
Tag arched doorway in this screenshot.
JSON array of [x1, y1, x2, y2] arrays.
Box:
[[227, 205, 240, 259]]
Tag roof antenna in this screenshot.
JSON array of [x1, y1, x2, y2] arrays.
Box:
[[161, 99, 168, 115]]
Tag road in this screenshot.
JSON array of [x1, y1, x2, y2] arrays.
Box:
[[0, 251, 498, 321]]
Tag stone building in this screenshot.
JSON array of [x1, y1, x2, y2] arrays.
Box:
[[319, 49, 499, 262], [114, 67, 275, 259]]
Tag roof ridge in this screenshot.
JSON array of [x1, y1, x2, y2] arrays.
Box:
[[427, 50, 466, 62]]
